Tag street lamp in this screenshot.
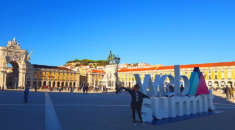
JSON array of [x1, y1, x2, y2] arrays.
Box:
[[114, 56, 120, 91]]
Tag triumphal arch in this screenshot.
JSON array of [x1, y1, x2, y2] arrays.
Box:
[[0, 38, 33, 89]]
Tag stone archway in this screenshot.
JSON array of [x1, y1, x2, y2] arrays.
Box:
[[0, 38, 33, 89], [221, 81, 226, 88], [6, 61, 19, 89], [52, 81, 55, 88], [214, 81, 219, 88], [57, 82, 60, 87], [227, 81, 233, 87], [33, 81, 37, 89]]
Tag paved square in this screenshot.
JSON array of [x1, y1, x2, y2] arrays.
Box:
[[0, 91, 235, 130]]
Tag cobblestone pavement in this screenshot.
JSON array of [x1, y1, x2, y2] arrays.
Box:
[[0, 90, 234, 130]]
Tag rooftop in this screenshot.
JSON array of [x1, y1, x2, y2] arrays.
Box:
[[118, 61, 235, 72], [32, 64, 72, 71]]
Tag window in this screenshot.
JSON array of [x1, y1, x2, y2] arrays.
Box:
[[221, 71, 224, 80], [228, 69, 231, 79]]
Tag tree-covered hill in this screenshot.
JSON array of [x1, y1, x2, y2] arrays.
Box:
[[66, 59, 107, 66]]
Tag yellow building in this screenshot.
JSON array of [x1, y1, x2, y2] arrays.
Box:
[[32, 64, 80, 90], [118, 61, 235, 88], [88, 69, 105, 89]]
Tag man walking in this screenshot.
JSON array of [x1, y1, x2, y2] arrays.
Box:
[[225, 85, 230, 100], [82, 82, 86, 94], [117, 84, 150, 123], [24, 83, 30, 103], [34, 86, 37, 93], [229, 86, 234, 100]]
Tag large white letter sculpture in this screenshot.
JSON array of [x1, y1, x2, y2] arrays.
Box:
[[134, 65, 189, 97], [135, 65, 215, 122]]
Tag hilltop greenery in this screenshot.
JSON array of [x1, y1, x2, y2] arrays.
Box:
[[66, 59, 107, 66]]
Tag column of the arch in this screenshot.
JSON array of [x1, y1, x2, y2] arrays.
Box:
[[74, 72, 76, 88], [1, 71, 7, 89], [0, 58, 5, 88], [97, 74, 100, 87], [46, 80, 49, 91], [53, 71, 58, 90], [55, 71, 58, 89], [18, 71, 26, 88], [44, 70, 49, 91], [70, 72, 72, 88], [92, 74, 94, 88], [47, 71, 50, 89], [29, 71, 33, 88], [57, 71, 60, 89], [64, 71, 67, 90], [70, 72, 74, 88], [37, 72, 40, 89], [75, 72, 80, 88], [54, 80, 57, 90], [41, 80, 44, 90], [63, 71, 66, 88], [18, 64, 26, 89], [46, 71, 49, 87], [52, 71, 55, 89], [72, 73, 74, 88], [0, 60, 6, 88], [106, 73, 108, 89], [0, 71, 3, 88], [0, 48, 7, 89], [62, 71, 64, 87], [130, 73, 133, 88], [56, 71, 60, 89], [68, 72, 70, 88], [60, 71, 63, 89], [52, 71, 54, 88], [48, 71, 52, 89]]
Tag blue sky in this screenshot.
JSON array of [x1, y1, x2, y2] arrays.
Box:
[[0, 0, 234, 66]]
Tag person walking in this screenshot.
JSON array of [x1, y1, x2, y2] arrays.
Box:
[[58, 86, 62, 92], [117, 84, 150, 123], [82, 83, 86, 94], [180, 84, 184, 92], [104, 86, 107, 93], [34, 86, 37, 93], [24, 83, 30, 104], [70, 86, 73, 93], [85, 84, 89, 94], [229, 86, 234, 100], [225, 85, 230, 100]]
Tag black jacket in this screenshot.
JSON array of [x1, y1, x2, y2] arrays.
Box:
[[120, 87, 149, 107]]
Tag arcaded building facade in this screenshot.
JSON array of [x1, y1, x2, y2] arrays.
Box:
[[32, 64, 80, 90], [118, 61, 235, 89]]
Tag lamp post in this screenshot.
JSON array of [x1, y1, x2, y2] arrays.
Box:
[[114, 56, 120, 91]]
